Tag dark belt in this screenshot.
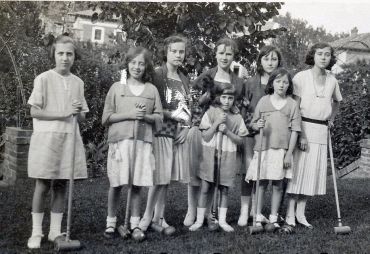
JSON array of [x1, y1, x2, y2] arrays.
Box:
[[302, 116, 328, 126]]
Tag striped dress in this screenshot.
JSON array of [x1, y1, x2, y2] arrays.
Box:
[[286, 69, 342, 196]]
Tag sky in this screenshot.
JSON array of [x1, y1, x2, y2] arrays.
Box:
[[280, 0, 370, 34]]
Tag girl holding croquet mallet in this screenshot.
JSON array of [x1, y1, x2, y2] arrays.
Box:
[[285, 42, 342, 229], [190, 83, 248, 232], [27, 34, 89, 249], [245, 68, 301, 231], [102, 46, 163, 240]]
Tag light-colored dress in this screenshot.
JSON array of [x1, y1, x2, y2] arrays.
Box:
[[27, 70, 88, 179], [286, 69, 342, 196], [245, 95, 301, 182], [154, 78, 191, 184], [102, 82, 162, 187], [199, 106, 248, 187]]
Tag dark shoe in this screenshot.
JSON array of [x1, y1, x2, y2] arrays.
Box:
[[103, 227, 117, 239]]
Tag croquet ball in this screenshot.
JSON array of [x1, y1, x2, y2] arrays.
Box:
[[163, 226, 176, 236], [132, 230, 145, 242], [264, 223, 276, 232]]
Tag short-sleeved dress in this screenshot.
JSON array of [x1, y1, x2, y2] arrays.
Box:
[[102, 82, 162, 187], [245, 95, 301, 182], [154, 78, 191, 184], [199, 106, 248, 187], [27, 69, 89, 179], [286, 69, 342, 195]]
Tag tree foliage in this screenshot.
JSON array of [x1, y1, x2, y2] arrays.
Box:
[[272, 13, 348, 71], [87, 2, 286, 74]]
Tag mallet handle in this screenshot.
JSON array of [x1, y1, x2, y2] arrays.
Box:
[[328, 130, 342, 222], [253, 114, 264, 227], [66, 115, 78, 241]]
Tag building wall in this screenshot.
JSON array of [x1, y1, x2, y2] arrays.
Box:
[[72, 17, 121, 44]]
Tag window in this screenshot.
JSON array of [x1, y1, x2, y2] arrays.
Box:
[[92, 27, 105, 43]]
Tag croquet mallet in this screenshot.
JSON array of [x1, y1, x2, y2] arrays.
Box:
[[54, 116, 82, 251], [328, 129, 351, 234], [249, 114, 265, 234], [118, 104, 146, 241], [211, 131, 223, 230]]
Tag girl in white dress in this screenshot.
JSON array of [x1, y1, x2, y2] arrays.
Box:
[[27, 35, 88, 249], [285, 43, 342, 229]]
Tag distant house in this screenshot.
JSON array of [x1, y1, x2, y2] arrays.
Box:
[[67, 9, 124, 45], [330, 28, 370, 73]]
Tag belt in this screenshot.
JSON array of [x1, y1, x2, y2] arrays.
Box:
[[302, 116, 328, 126]]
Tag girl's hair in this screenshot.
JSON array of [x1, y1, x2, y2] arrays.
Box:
[[49, 34, 81, 62], [256, 45, 283, 75], [162, 35, 187, 62], [212, 82, 236, 106], [305, 42, 336, 70], [123, 46, 154, 83], [214, 37, 239, 55], [265, 68, 294, 96]]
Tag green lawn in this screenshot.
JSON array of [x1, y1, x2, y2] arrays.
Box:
[[0, 176, 369, 254]]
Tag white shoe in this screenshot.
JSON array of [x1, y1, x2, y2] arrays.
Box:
[[139, 217, 151, 231], [183, 212, 196, 227], [237, 211, 249, 227], [189, 221, 203, 231], [219, 222, 234, 232], [285, 216, 296, 227], [48, 231, 62, 242], [296, 216, 313, 229], [27, 234, 43, 249]]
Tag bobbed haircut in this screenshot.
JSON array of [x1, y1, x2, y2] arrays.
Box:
[[162, 35, 187, 62], [49, 34, 80, 62], [214, 37, 239, 56], [264, 68, 294, 96], [256, 45, 283, 75], [305, 42, 336, 70], [212, 82, 236, 106], [123, 46, 154, 83]]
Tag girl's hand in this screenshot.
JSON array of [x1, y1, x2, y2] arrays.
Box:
[[133, 108, 146, 120], [256, 118, 265, 129], [299, 137, 308, 151], [218, 123, 228, 134], [215, 112, 227, 127], [174, 127, 189, 144], [283, 152, 292, 169]]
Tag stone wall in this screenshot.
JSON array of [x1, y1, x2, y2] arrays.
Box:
[[0, 127, 32, 186]]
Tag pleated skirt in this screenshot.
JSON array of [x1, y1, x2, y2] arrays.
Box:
[[286, 142, 327, 196]]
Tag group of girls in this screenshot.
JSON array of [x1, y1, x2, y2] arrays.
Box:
[[26, 33, 341, 248]]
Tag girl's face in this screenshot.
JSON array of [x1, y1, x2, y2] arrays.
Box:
[[272, 74, 290, 97], [166, 42, 186, 67], [220, 94, 235, 111], [216, 45, 234, 71], [314, 47, 332, 69], [54, 42, 75, 75], [261, 51, 279, 74], [128, 53, 146, 80]]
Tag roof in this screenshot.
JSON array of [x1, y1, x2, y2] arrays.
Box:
[[331, 33, 370, 52], [68, 9, 102, 17]]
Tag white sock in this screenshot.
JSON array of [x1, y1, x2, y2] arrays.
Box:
[[106, 216, 117, 230], [189, 207, 206, 231], [31, 212, 44, 236], [48, 212, 63, 240], [130, 216, 140, 230], [218, 207, 234, 232]]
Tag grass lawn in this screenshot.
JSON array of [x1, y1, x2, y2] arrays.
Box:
[[0, 176, 369, 254]]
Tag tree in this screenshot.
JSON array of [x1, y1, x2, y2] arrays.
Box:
[[271, 13, 348, 72], [87, 2, 286, 74]]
